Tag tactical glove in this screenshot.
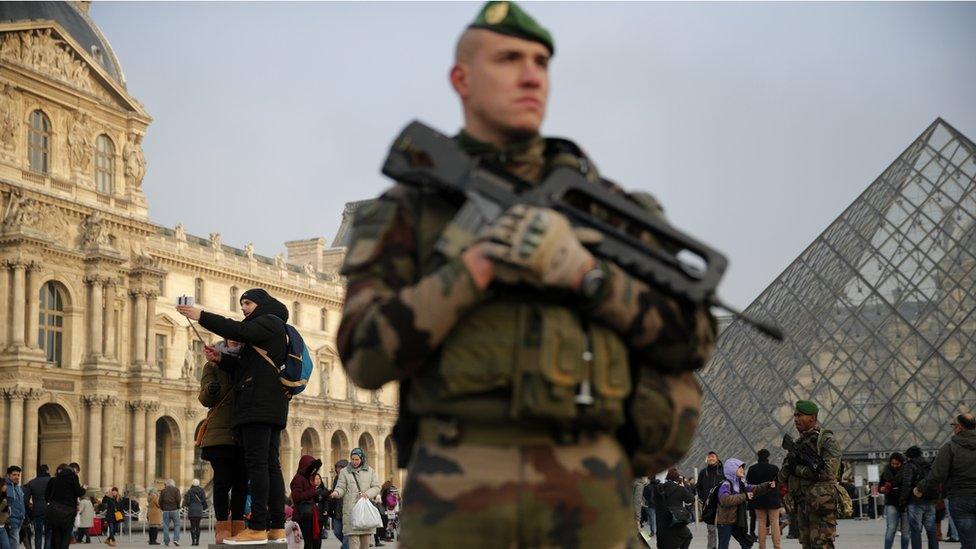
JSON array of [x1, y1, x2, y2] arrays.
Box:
[[482, 205, 595, 291]]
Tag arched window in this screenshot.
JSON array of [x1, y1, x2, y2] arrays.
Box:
[[229, 286, 238, 312], [28, 110, 51, 173], [194, 278, 204, 304], [320, 308, 328, 332], [292, 301, 301, 326], [95, 134, 115, 194], [38, 282, 66, 366]]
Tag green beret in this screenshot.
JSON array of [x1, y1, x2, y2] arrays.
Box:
[[795, 400, 819, 416], [469, 1, 554, 55]]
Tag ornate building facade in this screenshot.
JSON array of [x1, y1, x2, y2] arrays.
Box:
[[0, 2, 398, 496]]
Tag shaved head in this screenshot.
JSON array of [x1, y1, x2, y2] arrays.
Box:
[[455, 28, 487, 63]]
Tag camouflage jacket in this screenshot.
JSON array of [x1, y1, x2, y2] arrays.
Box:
[[337, 132, 715, 421], [779, 426, 841, 493]]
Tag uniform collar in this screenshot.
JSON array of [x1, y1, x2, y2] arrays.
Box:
[[456, 129, 547, 183]]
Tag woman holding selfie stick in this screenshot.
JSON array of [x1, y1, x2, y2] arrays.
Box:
[[177, 288, 290, 545]]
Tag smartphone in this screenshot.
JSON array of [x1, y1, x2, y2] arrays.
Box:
[[177, 295, 195, 306]]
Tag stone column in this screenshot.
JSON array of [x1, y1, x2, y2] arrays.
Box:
[[131, 290, 147, 366], [85, 395, 104, 488], [26, 262, 42, 350], [10, 263, 26, 348], [104, 282, 117, 359], [22, 390, 40, 479], [145, 291, 157, 370], [101, 398, 117, 490], [6, 389, 25, 470], [87, 277, 104, 358], [130, 402, 147, 492], [145, 402, 159, 490], [0, 261, 9, 348]]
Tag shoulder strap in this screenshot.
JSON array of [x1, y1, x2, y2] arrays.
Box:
[[352, 470, 362, 492]]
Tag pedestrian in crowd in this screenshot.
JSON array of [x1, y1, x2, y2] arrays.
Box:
[[182, 479, 208, 546], [75, 496, 94, 544], [18, 517, 31, 549], [119, 491, 137, 537], [371, 493, 386, 548], [654, 468, 695, 549], [633, 476, 650, 536], [904, 445, 939, 549], [290, 456, 322, 549], [179, 288, 290, 545], [698, 451, 725, 549], [330, 449, 380, 549], [644, 477, 660, 538], [945, 493, 961, 543], [746, 449, 782, 549], [43, 464, 85, 549], [198, 339, 248, 544], [159, 479, 181, 547], [2, 467, 25, 549], [23, 464, 51, 549], [778, 400, 841, 549], [881, 452, 911, 549], [327, 460, 348, 549], [147, 488, 162, 546], [100, 487, 121, 547], [379, 481, 397, 543], [312, 474, 328, 544], [915, 413, 976, 549], [716, 458, 774, 549]]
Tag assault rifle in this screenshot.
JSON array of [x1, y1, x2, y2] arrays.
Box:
[[782, 433, 826, 474], [381, 121, 783, 341]]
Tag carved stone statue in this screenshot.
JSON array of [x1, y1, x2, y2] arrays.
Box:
[[123, 132, 147, 190], [0, 84, 20, 153], [209, 232, 221, 251], [80, 212, 108, 248], [244, 242, 255, 259], [174, 223, 186, 241], [274, 253, 286, 269], [0, 30, 94, 93], [2, 188, 38, 230], [67, 111, 94, 173], [304, 263, 316, 277]]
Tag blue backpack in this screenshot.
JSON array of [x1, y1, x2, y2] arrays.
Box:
[[254, 319, 314, 397]]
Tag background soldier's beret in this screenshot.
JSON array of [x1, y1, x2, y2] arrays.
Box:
[[795, 400, 819, 416], [469, 1, 554, 55]]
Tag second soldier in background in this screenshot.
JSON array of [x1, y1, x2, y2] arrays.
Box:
[[337, 2, 716, 547]]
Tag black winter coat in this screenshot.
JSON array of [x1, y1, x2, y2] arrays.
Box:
[[696, 464, 723, 502], [44, 469, 84, 508], [746, 462, 781, 510], [23, 474, 51, 517], [655, 481, 695, 549], [199, 299, 290, 428], [881, 463, 912, 508]]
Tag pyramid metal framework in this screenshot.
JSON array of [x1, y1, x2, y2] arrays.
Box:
[[688, 119, 976, 465]]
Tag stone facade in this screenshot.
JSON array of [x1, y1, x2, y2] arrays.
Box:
[[0, 5, 398, 496]]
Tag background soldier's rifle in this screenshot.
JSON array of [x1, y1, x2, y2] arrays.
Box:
[[381, 120, 783, 341], [782, 433, 826, 474]]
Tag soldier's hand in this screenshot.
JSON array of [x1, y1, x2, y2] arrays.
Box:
[[746, 491, 754, 500], [913, 487, 923, 498], [482, 205, 595, 291]]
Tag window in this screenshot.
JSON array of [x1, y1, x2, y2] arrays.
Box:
[[230, 286, 238, 312], [38, 282, 65, 366], [194, 278, 204, 304], [155, 334, 167, 371], [95, 135, 115, 194], [28, 110, 51, 173], [293, 301, 301, 326], [320, 308, 328, 332], [191, 340, 205, 380]]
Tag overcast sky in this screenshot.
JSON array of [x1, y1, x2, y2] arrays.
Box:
[[89, 1, 976, 309]]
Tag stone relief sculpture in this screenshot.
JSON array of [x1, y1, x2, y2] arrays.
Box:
[[0, 30, 95, 94], [244, 242, 255, 259], [274, 253, 286, 269], [0, 84, 20, 154], [123, 132, 146, 190], [67, 111, 94, 174], [304, 262, 316, 277], [2, 188, 38, 230], [174, 223, 186, 241], [209, 232, 221, 251], [80, 212, 108, 248]]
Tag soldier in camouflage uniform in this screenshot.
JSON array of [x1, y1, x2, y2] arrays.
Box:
[[778, 400, 842, 549], [337, 2, 716, 547]]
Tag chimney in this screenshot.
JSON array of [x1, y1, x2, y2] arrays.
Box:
[[284, 237, 326, 271]]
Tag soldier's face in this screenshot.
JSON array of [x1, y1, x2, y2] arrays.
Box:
[[452, 31, 550, 139], [794, 412, 816, 433]]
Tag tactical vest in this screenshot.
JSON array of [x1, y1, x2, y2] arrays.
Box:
[[405, 141, 633, 429]]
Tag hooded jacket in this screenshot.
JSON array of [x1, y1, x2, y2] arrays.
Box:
[[199, 296, 290, 428], [918, 429, 976, 498], [197, 360, 236, 447], [183, 485, 208, 518], [3, 477, 25, 526], [716, 458, 771, 526], [44, 468, 85, 508], [881, 462, 912, 508], [332, 459, 381, 536], [290, 455, 322, 507]]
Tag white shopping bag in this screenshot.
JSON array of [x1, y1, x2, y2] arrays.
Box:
[[350, 497, 383, 530]]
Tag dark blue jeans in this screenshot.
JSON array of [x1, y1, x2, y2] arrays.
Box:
[[718, 524, 754, 549], [907, 502, 938, 549], [948, 496, 976, 549], [33, 516, 51, 549], [332, 518, 348, 549]]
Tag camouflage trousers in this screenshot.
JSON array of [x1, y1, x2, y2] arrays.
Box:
[[400, 432, 634, 549], [795, 498, 837, 549]]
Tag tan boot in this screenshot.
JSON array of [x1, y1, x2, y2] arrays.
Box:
[[215, 521, 232, 545], [267, 529, 286, 543], [231, 520, 246, 537], [222, 528, 267, 545]]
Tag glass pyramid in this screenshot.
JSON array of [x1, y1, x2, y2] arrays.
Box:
[[687, 118, 976, 465]]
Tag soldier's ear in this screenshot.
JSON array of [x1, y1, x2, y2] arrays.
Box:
[[450, 63, 470, 99]]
